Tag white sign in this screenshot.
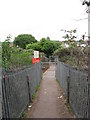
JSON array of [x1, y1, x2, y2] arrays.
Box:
[[34, 51, 39, 58]]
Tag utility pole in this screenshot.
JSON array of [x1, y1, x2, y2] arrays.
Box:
[[82, 0, 90, 118], [0, 42, 2, 119], [88, 3, 90, 84], [88, 5, 90, 118]]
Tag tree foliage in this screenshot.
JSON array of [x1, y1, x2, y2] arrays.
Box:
[[2, 39, 34, 71], [26, 37, 63, 57], [14, 34, 37, 49], [26, 42, 41, 51], [2, 41, 11, 69]]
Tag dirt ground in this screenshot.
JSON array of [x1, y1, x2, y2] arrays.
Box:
[[26, 64, 74, 118]]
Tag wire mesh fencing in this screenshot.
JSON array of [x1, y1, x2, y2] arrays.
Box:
[[2, 62, 42, 118], [56, 60, 89, 118], [0, 69, 2, 120]]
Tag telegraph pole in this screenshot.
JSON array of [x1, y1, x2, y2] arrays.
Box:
[[88, 3, 90, 84], [88, 5, 90, 118], [0, 42, 2, 119]]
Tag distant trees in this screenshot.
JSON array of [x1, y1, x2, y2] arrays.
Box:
[[14, 34, 37, 49], [40, 38, 55, 57], [2, 31, 88, 70], [26, 42, 41, 51], [26, 37, 62, 57]]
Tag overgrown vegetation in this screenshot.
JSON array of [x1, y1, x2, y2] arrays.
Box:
[[32, 84, 40, 101], [53, 29, 88, 70], [32, 93, 36, 100], [20, 111, 26, 118], [2, 30, 88, 71], [2, 40, 33, 71], [36, 84, 40, 92], [53, 46, 88, 70], [26, 37, 62, 57], [65, 102, 73, 113]]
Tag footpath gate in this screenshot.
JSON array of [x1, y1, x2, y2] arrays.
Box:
[[2, 62, 42, 118]]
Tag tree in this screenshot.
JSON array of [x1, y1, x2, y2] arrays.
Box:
[[26, 37, 62, 57], [42, 40, 54, 57], [13, 34, 37, 49], [39, 38, 60, 57], [26, 42, 41, 51]]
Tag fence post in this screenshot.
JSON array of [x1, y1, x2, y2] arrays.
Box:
[[66, 76, 70, 103], [2, 74, 10, 119], [27, 75, 32, 102]]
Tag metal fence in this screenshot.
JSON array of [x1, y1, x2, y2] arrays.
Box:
[[56, 60, 89, 118], [2, 62, 42, 118], [0, 73, 2, 120]]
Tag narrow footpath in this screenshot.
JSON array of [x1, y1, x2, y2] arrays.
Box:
[[26, 65, 74, 118]]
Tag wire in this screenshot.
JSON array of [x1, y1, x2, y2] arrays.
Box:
[[72, 18, 88, 21]]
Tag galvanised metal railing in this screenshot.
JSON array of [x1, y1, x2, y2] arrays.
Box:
[[2, 62, 42, 118], [56, 60, 89, 118]]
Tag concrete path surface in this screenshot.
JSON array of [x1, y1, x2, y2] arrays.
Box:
[[26, 65, 74, 118]]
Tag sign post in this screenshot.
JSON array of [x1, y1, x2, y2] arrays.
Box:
[[32, 51, 40, 64], [34, 51, 39, 58]]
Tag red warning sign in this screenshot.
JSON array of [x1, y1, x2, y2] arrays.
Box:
[[32, 58, 40, 64]]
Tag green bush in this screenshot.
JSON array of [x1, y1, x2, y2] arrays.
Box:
[[2, 42, 34, 71]]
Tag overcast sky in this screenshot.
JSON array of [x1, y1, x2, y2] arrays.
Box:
[[0, 0, 88, 41]]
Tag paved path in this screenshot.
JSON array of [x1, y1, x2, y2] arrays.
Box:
[[26, 65, 74, 118]]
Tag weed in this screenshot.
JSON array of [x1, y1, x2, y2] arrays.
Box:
[[32, 93, 36, 100], [65, 102, 72, 113], [32, 84, 40, 101], [36, 84, 40, 92], [56, 79, 59, 84], [20, 111, 26, 118]]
